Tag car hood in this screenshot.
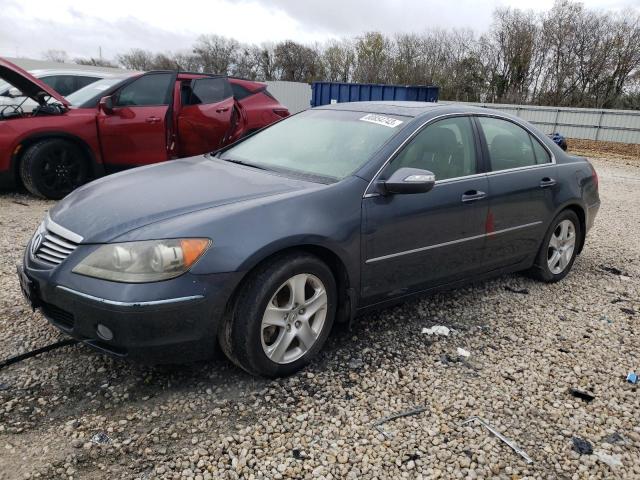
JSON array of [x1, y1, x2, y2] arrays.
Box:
[[0, 58, 69, 106], [50, 156, 315, 243]]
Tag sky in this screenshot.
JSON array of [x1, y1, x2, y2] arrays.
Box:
[[1, 0, 638, 60]]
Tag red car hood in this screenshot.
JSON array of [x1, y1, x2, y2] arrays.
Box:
[[0, 57, 70, 106]]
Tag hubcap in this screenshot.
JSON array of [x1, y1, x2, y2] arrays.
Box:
[[261, 273, 328, 364], [547, 219, 576, 274]]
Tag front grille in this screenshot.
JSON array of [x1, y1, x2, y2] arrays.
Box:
[[41, 301, 75, 330], [34, 229, 79, 266]]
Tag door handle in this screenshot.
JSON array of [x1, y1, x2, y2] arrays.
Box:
[[145, 116, 161, 123], [216, 107, 230, 113], [461, 190, 487, 203], [539, 177, 557, 188]]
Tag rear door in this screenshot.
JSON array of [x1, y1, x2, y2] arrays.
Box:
[[177, 77, 235, 157], [475, 115, 557, 269], [361, 115, 490, 303], [97, 72, 175, 168]]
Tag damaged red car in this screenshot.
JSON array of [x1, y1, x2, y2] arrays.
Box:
[[0, 58, 289, 199]]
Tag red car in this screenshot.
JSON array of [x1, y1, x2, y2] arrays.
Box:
[[0, 58, 289, 199]]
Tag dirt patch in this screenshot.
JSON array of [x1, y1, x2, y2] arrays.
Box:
[[568, 138, 640, 162]]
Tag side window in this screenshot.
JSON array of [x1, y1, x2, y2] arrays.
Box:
[[385, 116, 477, 181], [185, 78, 232, 105], [40, 75, 76, 97], [230, 83, 254, 100], [477, 117, 539, 170], [531, 136, 551, 164], [74, 76, 100, 92], [115, 73, 173, 107]]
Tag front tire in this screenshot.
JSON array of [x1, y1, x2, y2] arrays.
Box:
[[530, 210, 581, 282], [219, 252, 337, 377], [20, 139, 89, 199]]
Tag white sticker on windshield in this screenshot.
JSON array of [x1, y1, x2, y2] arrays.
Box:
[[359, 114, 403, 128], [93, 85, 109, 91]]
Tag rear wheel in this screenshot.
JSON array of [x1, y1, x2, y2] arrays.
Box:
[[219, 252, 337, 377], [530, 210, 581, 282], [20, 139, 89, 199]]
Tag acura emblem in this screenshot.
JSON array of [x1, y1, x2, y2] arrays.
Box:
[[31, 232, 43, 255]]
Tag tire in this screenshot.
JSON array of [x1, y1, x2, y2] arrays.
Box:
[[219, 252, 337, 377], [529, 210, 581, 283], [20, 139, 89, 199]]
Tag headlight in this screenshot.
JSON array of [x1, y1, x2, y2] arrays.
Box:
[[72, 239, 211, 283]]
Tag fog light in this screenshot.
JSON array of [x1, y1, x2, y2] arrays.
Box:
[[96, 323, 114, 341]]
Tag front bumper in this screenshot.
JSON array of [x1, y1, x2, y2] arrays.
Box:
[[21, 250, 243, 364]]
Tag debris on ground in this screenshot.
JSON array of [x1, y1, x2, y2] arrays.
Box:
[[91, 432, 112, 445], [572, 437, 593, 455], [0, 339, 78, 370], [421, 325, 450, 336], [626, 372, 638, 384], [12, 200, 29, 207], [460, 416, 533, 464], [456, 347, 471, 358], [594, 451, 623, 468], [569, 388, 595, 402], [373, 406, 428, 439], [504, 286, 530, 294], [347, 358, 364, 369], [599, 265, 628, 276], [620, 307, 636, 316]]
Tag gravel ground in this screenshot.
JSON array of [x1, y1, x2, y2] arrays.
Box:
[[1, 156, 639, 480]]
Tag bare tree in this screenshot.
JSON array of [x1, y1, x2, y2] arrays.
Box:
[[117, 49, 156, 70], [192, 35, 239, 75], [42, 49, 69, 63]]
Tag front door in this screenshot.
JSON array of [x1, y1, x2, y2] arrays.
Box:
[[362, 116, 490, 304], [177, 77, 235, 157], [474, 116, 558, 269], [97, 72, 175, 169]]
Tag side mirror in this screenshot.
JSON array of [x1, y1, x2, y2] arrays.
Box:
[[99, 95, 114, 115], [378, 167, 436, 195]]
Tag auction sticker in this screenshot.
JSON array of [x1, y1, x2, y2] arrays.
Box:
[[359, 114, 404, 128]]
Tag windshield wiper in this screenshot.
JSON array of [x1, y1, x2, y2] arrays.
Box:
[[218, 157, 268, 171]]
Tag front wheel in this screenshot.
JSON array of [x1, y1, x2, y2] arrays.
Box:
[[20, 139, 89, 199], [219, 253, 337, 377], [530, 210, 581, 282]]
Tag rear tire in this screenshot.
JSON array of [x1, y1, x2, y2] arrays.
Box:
[[20, 139, 89, 199], [529, 210, 581, 283], [219, 252, 337, 377]]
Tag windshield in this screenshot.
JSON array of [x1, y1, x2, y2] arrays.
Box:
[[219, 109, 408, 181], [66, 77, 125, 106]]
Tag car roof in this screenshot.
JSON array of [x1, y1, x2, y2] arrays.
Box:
[[315, 100, 496, 119]]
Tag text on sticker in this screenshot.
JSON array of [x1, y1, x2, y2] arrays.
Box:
[[359, 114, 404, 128]]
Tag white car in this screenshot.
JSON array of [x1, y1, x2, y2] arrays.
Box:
[[0, 69, 118, 111]]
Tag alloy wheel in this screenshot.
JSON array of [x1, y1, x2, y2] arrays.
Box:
[[260, 273, 328, 364], [547, 219, 576, 274], [41, 147, 82, 192]]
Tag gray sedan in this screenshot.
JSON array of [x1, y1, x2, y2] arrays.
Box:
[[19, 101, 600, 377]]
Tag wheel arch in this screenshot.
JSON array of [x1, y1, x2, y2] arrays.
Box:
[[12, 132, 102, 181], [554, 202, 587, 254], [223, 243, 355, 327]]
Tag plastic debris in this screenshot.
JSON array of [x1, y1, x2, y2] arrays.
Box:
[[0, 339, 78, 371], [572, 437, 593, 455], [626, 372, 638, 384], [600, 265, 627, 276], [595, 451, 623, 468], [91, 432, 112, 445], [373, 406, 427, 439], [422, 325, 450, 336], [460, 417, 533, 464], [504, 286, 529, 295], [603, 432, 624, 444], [620, 307, 636, 316], [456, 347, 471, 358], [569, 388, 595, 402]]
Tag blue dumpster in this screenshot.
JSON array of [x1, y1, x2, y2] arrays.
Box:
[[311, 82, 439, 107]]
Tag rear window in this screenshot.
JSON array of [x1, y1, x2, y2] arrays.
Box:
[[186, 78, 232, 105], [230, 83, 254, 100]]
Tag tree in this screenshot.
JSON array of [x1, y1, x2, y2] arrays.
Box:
[[192, 34, 239, 74], [42, 49, 69, 63], [117, 49, 156, 70], [353, 32, 392, 83], [273, 40, 319, 82]]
